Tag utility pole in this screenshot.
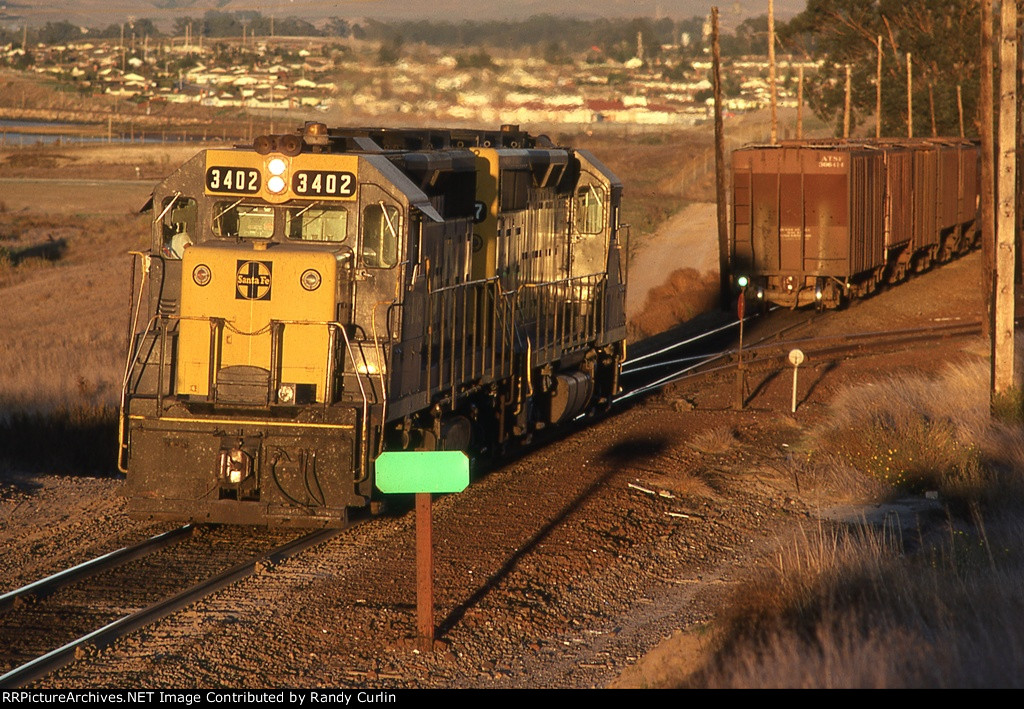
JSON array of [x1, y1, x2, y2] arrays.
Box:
[[712, 6, 730, 311], [843, 64, 852, 138], [929, 84, 937, 137], [957, 84, 964, 138], [768, 0, 777, 144], [994, 0, 1017, 395], [876, 35, 883, 139], [797, 66, 804, 139], [982, 0, 995, 345], [906, 53, 913, 138]]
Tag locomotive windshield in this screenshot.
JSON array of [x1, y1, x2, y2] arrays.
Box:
[[213, 201, 274, 239], [285, 204, 349, 243]]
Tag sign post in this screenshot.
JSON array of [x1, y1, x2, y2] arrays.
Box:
[[735, 278, 748, 410], [376, 451, 469, 652], [415, 492, 433, 650], [789, 349, 805, 413]]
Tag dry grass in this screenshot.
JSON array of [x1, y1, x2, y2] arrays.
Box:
[[807, 353, 1024, 507], [679, 343, 1024, 688], [567, 129, 713, 257], [690, 513, 1024, 688], [0, 210, 144, 474], [629, 267, 720, 338], [688, 425, 739, 455]]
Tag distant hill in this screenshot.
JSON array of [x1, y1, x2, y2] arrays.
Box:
[[1, 0, 805, 31]]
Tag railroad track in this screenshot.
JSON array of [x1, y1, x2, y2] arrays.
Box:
[[0, 526, 341, 688], [619, 314, 987, 403]]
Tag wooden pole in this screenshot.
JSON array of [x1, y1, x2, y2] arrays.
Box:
[[983, 0, 995, 345], [907, 53, 913, 138], [713, 6, 731, 311], [415, 493, 436, 651], [844, 64, 852, 138], [957, 84, 965, 138], [876, 35, 883, 139], [797, 66, 804, 139], [769, 0, 778, 144], [994, 0, 1017, 395], [929, 84, 937, 137], [1017, 5, 1024, 288]]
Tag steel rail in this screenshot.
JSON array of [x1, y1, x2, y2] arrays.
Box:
[[0, 525, 194, 613], [619, 318, 989, 402], [0, 528, 340, 688]]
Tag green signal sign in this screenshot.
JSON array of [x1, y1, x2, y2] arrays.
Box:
[[375, 451, 470, 494]]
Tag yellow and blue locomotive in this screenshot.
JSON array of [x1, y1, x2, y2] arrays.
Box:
[[119, 123, 627, 526]]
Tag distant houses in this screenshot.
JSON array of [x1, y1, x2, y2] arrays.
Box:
[[0, 37, 814, 127]]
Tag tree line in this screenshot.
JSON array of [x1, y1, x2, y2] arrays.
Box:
[[0, 11, 774, 60], [780, 0, 980, 137]]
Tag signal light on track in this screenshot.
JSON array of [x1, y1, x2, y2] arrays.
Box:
[[737, 275, 749, 288]]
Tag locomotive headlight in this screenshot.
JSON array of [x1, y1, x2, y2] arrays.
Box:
[[267, 157, 287, 176], [300, 268, 322, 291], [277, 384, 296, 404], [267, 175, 287, 194], [218, 447, 252, 484], [192, 264, 212, 286]]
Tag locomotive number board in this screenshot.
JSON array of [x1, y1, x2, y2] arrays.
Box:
[[206, 166, 261, 194], [293, 170, 356, 198]]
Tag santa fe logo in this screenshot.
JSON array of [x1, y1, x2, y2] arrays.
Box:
[[236, 260, 272, 300]]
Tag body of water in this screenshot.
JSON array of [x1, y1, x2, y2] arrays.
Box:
[[0, 118, 193, 146]]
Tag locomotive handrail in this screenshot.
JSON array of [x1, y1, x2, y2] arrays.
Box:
[[423, 276, 516, 400], [511, 273, 606, 366], [135, 314, 354, 409], [118, 252, 154, 473], [370, 300, 392, 456], [337, 322, 371, 484]]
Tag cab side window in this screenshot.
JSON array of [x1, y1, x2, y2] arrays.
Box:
[[362, 203, 400, 268], [574, 185, 605, 235], [160, 196, 197, 259]]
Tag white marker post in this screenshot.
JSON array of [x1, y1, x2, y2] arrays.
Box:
[[789, 349, 805, 413]]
